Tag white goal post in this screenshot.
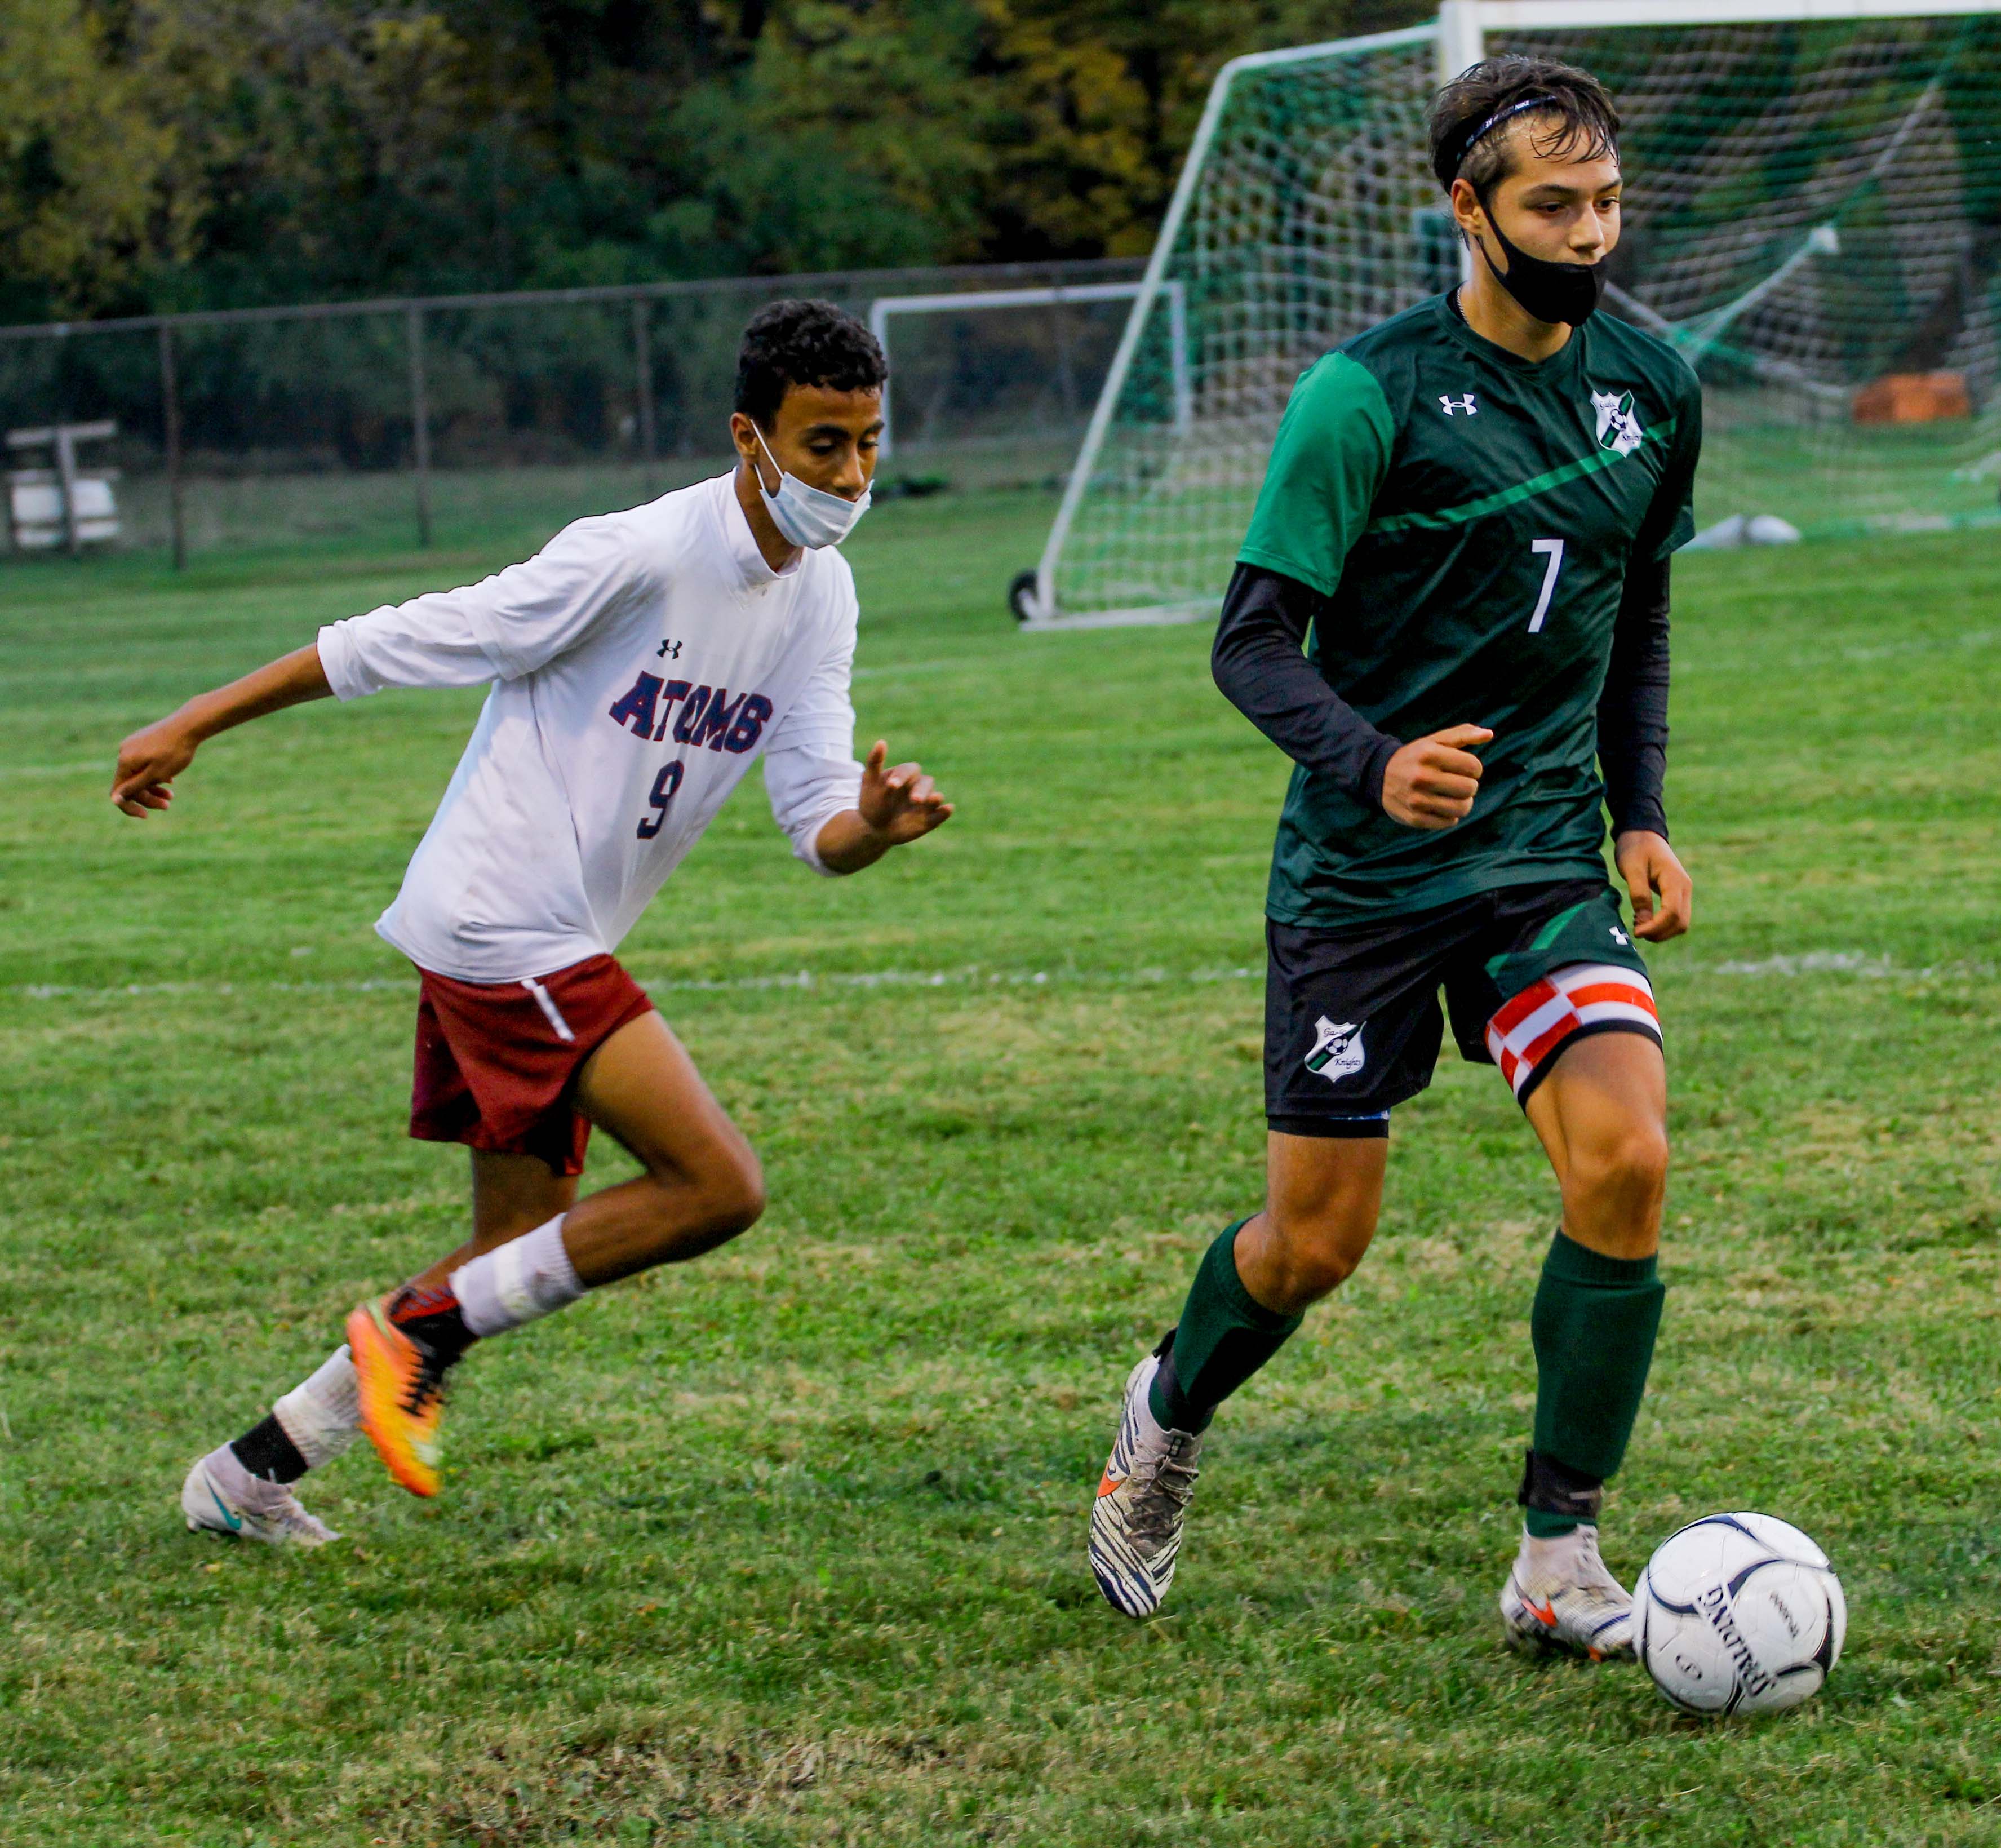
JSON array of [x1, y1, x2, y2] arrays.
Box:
[[1021, 0, 2001, 630]]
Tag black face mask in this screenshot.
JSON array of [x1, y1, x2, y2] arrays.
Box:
[[1474, 193, 1606, 327]]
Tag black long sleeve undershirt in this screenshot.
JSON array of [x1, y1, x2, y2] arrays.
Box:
[[1595, 554, 1672, 841], [1209, 557, 1673, 837], [1210, 564, 1402, 808]]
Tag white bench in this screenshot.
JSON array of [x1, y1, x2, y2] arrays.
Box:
[[7, 420, 121, 552]]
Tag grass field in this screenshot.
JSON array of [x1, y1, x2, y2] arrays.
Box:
[[2, 489, 1999, 1846]]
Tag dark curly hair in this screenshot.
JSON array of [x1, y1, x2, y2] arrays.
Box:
[[1428, 54, 1620, 197], [734, 299, 886, 429]]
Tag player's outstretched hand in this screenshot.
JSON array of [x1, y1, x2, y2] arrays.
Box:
[[859, 739, 953, 845], [109, 642, 333, 819], [1615, 828, 1692, 942], [1381, 725, 1492, 831], [110, 715, 200, 818]]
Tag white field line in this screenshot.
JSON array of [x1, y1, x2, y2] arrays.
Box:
[[3, 952, 1991, 1005], [1838, 628, 1995, 663], [1710, 951, 1894, 977], [0, 761, 105, 781], [4, 966, 1255, 1003], [1697, 952, 1992, 979]]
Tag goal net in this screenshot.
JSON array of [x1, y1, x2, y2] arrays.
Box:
[[1028, 1, 2001, 626]]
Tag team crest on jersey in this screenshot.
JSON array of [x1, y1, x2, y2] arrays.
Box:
[[1305, 1016, 1366, 1082], [1592, 389, 1645, 457]]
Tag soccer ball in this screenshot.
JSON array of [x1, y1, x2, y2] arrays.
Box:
[[1634, 1512, 1846, 1717]]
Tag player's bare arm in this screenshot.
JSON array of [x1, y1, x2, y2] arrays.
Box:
[[110, 642, 331, 816]]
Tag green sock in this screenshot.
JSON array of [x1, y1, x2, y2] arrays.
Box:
[[1148, 1220, 1303, 1434], [1525, 1230, 1665, 1536]]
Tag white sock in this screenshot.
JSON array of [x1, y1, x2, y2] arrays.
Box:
[[272, 1344, 362, 1470], [451, 1213, 585, 1338], [1520, 1522, 1601, 1577], [203, 1442, 282, 1505]]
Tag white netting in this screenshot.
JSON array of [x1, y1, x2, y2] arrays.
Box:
[[1045, 11, 2001, 620]]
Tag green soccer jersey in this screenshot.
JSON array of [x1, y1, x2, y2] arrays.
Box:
[[1237, 292, 1702, 929]]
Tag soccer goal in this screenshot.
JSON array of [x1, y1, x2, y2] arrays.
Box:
[[868, 282, 1190, 461], [1019, 0, 2001, 629]]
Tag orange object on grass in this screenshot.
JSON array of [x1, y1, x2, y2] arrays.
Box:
[[1852, 372, 1972, 424]]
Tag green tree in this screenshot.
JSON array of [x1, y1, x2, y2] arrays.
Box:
[[660, 0, 999, 274], [0, 0, 1435, 317], [0, 0, 190, 316], [969, 0, 1431, 258]]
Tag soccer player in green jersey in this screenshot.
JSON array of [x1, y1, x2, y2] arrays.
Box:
[[1090, 55, 1700, 1658]]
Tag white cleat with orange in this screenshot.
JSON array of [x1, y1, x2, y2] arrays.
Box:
[[1499, 1523, 1635, 1660], [1088, 1351, 1203, 1618]]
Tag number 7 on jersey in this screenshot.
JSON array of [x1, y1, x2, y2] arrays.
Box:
[[1527, 538, 1565, 633]]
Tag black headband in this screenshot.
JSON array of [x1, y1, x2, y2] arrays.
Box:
[[1444, 94, 1558, 181]]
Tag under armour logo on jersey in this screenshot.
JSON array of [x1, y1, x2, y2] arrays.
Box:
[[1439, 393, 1479, 416], [1610, 925, 1630, 946]]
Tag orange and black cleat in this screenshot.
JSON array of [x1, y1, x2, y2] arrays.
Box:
[[347, 1289, 460, 1497]]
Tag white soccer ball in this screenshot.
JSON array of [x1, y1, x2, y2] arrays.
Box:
[[1634, 1512, 1846, 1717]]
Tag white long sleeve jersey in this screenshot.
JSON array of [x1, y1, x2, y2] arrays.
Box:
[[316, 471, 864, 983]]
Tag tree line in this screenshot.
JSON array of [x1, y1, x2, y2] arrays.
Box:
[[1, 0, 1427, 323]]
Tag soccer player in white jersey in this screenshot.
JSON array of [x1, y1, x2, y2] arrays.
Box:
[[112, 300, 950, 1544]]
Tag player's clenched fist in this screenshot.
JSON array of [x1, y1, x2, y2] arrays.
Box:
[[1380, 724, 1493, 831]]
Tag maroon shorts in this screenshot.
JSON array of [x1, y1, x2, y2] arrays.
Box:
[[409, 954, 655, 1176]]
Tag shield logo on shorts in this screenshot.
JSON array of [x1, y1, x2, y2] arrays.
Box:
[[1305, 1016, 1365, 1082]]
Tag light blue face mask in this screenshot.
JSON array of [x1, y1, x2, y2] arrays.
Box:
[[752, 424, 872, 549]]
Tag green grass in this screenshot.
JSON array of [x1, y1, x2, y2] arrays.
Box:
[[1693, 394, 2001, 539], [96, 444, 1077, 564], [1, 490, 1998, 1846]]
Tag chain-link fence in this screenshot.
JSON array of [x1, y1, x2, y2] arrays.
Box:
[[0, 258, 1143, 568]]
